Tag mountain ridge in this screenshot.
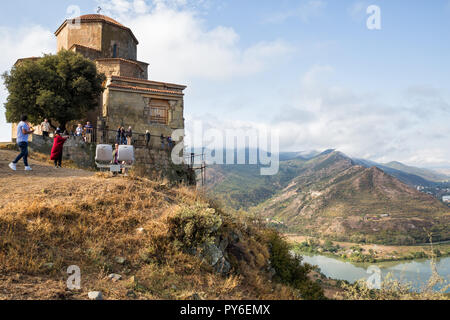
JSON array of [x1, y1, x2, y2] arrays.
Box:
[[207, 150, 450, 245]]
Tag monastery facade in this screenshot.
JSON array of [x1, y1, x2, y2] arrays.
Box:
[[14, 14, 186, 147]]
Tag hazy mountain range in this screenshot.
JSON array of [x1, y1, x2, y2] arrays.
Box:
[[206, 150, 450, 245]]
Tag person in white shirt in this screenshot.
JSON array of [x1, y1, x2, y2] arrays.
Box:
[[75, 124, 83, 137], [41, 119, 51, 139], [9, 115, 34, 171]]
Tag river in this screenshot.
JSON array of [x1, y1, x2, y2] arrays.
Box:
[[301, 254, 450, 293]]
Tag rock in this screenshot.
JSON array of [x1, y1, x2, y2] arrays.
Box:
[[218, 237, 229, 252], [214, 257, 231, 274], [171, 284, 178, 290], [268, 267, 276, 278], [201, 243, 223, 266], [230, 230, 242, 243], [115, 256, 126, 264], [88, 291, 103, 300], [136, 228, 144, 234], [108, 273, 122, 282], [191, 293, 201, 300], [43, 263, 54, 269]]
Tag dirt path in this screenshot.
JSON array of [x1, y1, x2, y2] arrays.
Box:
[[0, 149, 94, 206]]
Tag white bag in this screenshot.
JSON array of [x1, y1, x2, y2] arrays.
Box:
[[96, 144, 113, 162], [118, 145, 134, 163]]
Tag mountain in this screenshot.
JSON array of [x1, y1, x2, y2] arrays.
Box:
[[382, 161, 450, 183], [206, 151, 450, 245], [279, 150, 321, 161], [353, 158, 439, 187]]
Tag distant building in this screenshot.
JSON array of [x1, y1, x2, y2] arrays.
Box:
[[443, 195, 450, 203]]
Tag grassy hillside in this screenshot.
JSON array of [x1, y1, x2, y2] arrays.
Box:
[[0, 149, 325, 300], [206, 151, 351, 210]]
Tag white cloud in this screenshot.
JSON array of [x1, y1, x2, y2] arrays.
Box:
[[97, 0, 293, 82], [268, 65, 450, 167], [348, 1, 370, 21], [185, 64, 450, 168], [265, 0, 327, 24], [0, 25, 55, 142]]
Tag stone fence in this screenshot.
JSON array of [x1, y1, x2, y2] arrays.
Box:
[[28, 134, 96, 168], [28, 134, 196, 184]]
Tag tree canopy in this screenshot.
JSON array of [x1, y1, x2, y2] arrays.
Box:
[[2, 50, 105, 130]]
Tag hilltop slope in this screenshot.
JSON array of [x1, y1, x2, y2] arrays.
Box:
[[0, 149, 325, 300]]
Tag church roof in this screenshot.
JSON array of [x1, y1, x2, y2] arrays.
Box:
[[55, 14, 139, 44], [78, 14, 126, 27], [96, 58, 145, 72], [108, 83, 184, 96], [110, 76, 187, 90]]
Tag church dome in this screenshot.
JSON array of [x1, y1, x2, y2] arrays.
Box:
[[55, 13, 138, 45], [76, 14, 126, 28]]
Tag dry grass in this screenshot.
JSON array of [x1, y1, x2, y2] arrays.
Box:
[[0, 173, 298, 300]]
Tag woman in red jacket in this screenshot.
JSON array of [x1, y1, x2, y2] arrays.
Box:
[[50, 129, 68, 168]]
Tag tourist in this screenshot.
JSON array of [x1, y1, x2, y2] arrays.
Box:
[[9, 115, 34, 171], [112, 143, 119, 165], [75, 124, 83, 137], [84, 121, 93, 143], [167, 136, 173, 150], [126, 126, 133, 145], [160, 134, 165, 149], [145, 130, 151, 148], [41, 118, 51, 140], [120, 127, 127, 145], [50, 129, 68, 168], [116, 126, 122, 144]]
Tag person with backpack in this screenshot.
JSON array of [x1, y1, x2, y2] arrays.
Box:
[[50, 129, 68, 168]]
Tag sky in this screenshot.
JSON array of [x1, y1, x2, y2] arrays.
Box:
[[0, 0, 449, 167]]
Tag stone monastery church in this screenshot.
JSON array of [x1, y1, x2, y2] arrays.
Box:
[[15, 14, 186, 146]]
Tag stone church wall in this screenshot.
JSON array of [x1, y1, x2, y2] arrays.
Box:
[[103, 89, 184, 146]]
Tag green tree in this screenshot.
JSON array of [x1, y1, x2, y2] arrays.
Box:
[[2, 50, 105, 131]]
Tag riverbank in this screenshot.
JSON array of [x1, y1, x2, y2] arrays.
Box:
[[286, 234, 450, 263]]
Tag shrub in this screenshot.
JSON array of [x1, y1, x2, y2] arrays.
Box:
[[266, 231, 325, 300], [167, 203, 223, 249]]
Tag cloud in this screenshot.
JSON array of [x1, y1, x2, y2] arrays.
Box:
[[97, 0, 294, 82], [267, 65, 450, 167], [0, 25, 54, 142], [185, 64, 450, 167], [265, 0, 327, 24], [348, 1, 370, 21]]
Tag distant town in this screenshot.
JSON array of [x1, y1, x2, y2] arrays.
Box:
[[416, 184, 450, 207]]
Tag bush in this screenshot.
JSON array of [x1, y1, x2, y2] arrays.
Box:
[[167, 203, 223, 249], [267, 231, 325, 300]]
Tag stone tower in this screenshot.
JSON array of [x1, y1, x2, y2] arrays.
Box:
[[54, 14, 186, 145]]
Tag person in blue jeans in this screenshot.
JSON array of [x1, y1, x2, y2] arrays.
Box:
[[9, 115, 34, 171]]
